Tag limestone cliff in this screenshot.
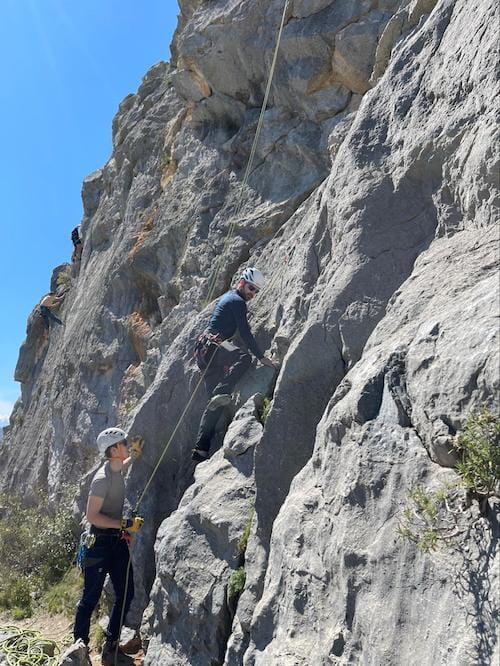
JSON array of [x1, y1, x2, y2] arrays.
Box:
[[1, 0, 498, 664]]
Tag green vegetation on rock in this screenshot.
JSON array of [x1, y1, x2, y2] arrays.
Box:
[[228, 567, 246, 600], [396, 483, 457, 552], [452, 405, 500, 502], [259, 397, 272, 424], [397, 406, 499, 552], [238, 504, 255, 554]]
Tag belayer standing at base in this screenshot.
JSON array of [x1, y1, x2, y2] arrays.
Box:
[[192, 267, 278, 462], [73, 427, 144, 665]]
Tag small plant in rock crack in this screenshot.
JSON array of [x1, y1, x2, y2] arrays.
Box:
[[228, 567, 246, 601], [259, 397, 272, 424], [396, 483, 467, 552], [451, 406, 500, 511], [238, 504, 255, 555], [122, 399, 137, 414], [56, 271, 72, 289]]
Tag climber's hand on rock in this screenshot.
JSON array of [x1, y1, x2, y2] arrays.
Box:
[[129, 437, 144, 459]]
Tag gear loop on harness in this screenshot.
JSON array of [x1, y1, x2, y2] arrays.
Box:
[[194, 330, 224, 370]]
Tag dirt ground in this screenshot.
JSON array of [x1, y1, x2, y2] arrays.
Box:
[[0, 611, 144, 664]]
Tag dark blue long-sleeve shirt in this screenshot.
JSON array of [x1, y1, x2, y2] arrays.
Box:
[[207, 290, 263, 359]]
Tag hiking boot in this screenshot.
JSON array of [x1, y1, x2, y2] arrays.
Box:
[[191, 448, 209, 462], [206, 393, 232, 411], [101, 641, 134, 665]]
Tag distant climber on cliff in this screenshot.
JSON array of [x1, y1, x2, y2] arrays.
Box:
[[73, 428, 145, 665], [191, 267, 278, 462], [39, 291, 65, 329], [71, 225, 83, 261]]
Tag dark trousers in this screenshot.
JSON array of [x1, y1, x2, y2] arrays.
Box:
[[73, 534, 134, 645], [40, 306, 62, 329], [195, 344, 251, 452]]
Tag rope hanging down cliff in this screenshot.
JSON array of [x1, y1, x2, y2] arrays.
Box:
[[112, 3, 292, 662], [204, 0, 291, 306]]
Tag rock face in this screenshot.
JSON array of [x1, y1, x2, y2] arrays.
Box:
[[1, 0, 498, 664], [59, 640, 92, 666]]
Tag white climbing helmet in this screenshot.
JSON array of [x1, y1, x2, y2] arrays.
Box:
[[240, 267, 265, 290], [96, 427, 128, 456]]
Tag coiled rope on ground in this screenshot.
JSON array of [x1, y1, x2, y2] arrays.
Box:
[[0, 626, 59, 666]]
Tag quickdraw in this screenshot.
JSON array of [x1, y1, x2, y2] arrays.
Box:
[[76, 529, 96, 572]]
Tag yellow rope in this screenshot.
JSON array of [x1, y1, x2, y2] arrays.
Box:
[[0, 625, 59, 666]]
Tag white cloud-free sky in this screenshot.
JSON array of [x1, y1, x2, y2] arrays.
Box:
[[0, 2, 178, 424]]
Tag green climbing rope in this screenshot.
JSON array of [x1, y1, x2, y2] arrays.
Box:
[[0, 625, 60, 666]]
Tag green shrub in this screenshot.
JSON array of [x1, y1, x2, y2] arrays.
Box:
[[91, 621, 106, 650], [228, 567, 246, 600], [397, 406, 499, 552], [396, 483, 459, 552], [11, 605, 32, 620], [0, 577, 32, 613], [122, 399, 137, 414], [452, 406, 500, 498], [0, 487, 78, 615], [56, 271, 71, 289], [43, 566, 83, 617]]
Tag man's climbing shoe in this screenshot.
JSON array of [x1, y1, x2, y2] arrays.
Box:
[[206, 393, 232, 411], [101, 640, 134, 665], [191, 448, 209, 462]]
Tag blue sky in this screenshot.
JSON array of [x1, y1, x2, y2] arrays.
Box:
[[0, 1, 178, 425]]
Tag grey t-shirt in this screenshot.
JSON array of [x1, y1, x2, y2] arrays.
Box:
[[89, 462, 125, 521]]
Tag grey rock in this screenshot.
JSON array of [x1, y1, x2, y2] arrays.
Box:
[[58, 640, 91, 666], [224, 395, 264, 458], [81, 168, 103, 219], [371, 0, 439, 85], [141, 399, 259, 666], [331, 11, 388, 94]]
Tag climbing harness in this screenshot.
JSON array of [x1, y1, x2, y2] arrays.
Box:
[[194, 331, 224, 370], [0, 626, 59, 666]]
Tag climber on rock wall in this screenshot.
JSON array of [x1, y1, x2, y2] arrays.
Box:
[[39, 291, 65, 329], [71, 225, 83, 262], [192, 267, 278, 462], [73, 428, 144, 666]]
